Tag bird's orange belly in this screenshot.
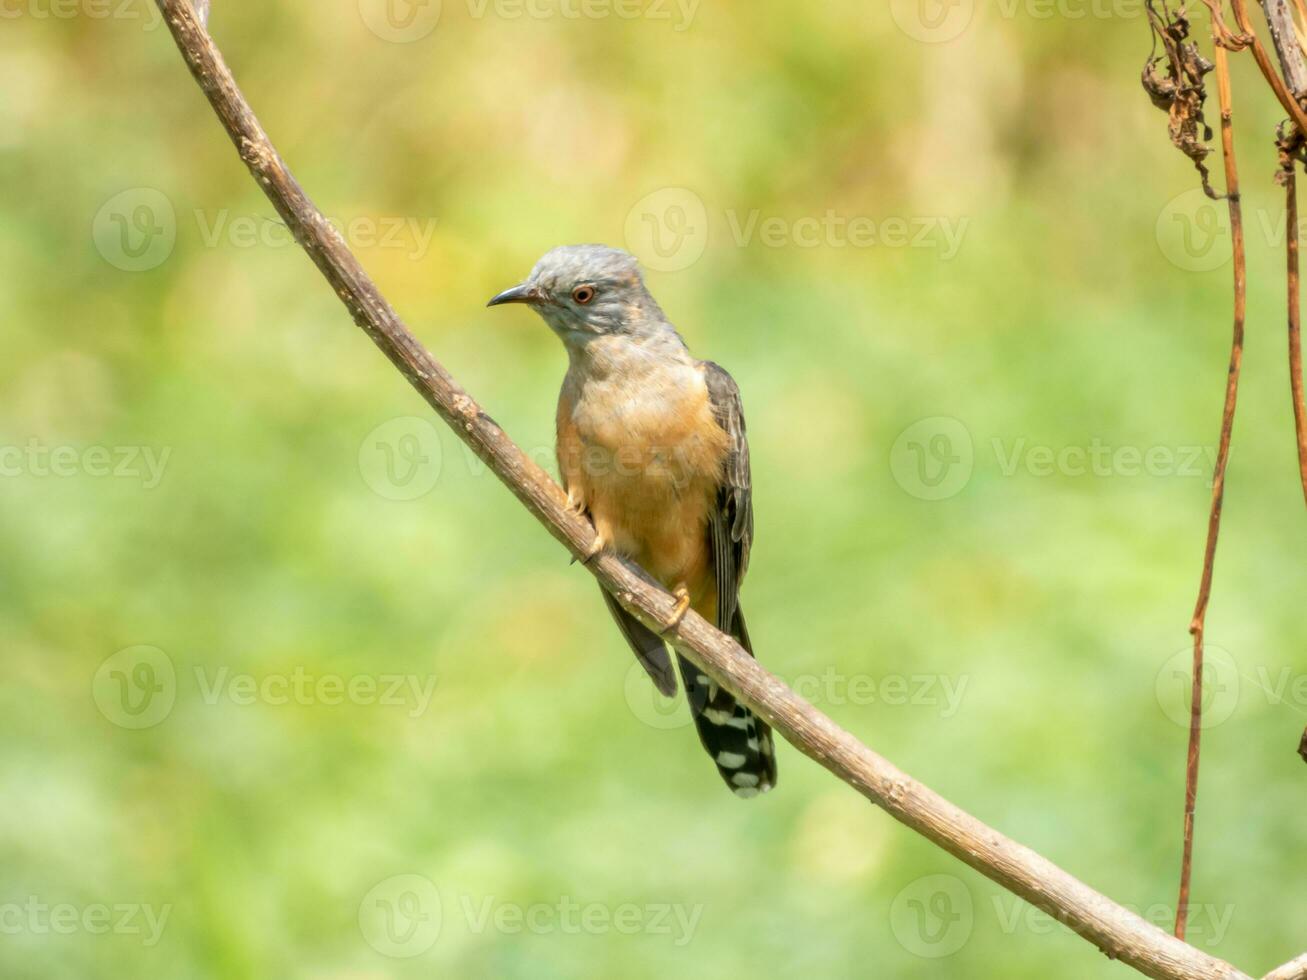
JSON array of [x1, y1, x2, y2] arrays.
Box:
[[559, 387, 727, 595], [588, 461, 712, 588]]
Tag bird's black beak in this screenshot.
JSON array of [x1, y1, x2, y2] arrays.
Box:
[[487, 283, 538, 307]]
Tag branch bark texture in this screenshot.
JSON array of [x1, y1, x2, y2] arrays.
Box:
[[1259, 0, 1307, 96]]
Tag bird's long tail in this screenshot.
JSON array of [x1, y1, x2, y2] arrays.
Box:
[[677, 605, 776, 798]]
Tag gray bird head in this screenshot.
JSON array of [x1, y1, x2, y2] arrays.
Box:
[[487, 245, 671, 347]]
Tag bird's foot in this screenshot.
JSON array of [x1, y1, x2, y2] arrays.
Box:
[[577, 532, 608, 566], [660, 585, 692, 636]]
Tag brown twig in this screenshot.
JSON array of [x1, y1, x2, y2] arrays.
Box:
[[145, 0, 1307, 976], [1260, 0, 1307, 95], [1282, 144, 1307, 509], [1265, 952, 1307, 980], [1229, 0, 1307, 131], [1175, 35, 1247, 942], [1279, 132, 1307, 760], [1292, 0, 1307, 52]]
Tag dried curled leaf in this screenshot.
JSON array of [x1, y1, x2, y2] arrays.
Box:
[[1143, 2, 1218, 197]]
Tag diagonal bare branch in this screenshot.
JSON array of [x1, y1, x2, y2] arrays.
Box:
[[145, 1, 1282, 977], [1265, 952, 1307, 980]]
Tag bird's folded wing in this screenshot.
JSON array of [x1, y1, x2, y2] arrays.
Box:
[[702, 361, 754, 633]]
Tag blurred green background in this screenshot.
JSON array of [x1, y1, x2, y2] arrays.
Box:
[[4, 0, 1307, 977]]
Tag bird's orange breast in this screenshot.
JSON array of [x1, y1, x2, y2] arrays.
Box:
[[558, 363, 728, 598]]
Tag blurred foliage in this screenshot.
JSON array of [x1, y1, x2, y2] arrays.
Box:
[[3, 1, 1307, 977]]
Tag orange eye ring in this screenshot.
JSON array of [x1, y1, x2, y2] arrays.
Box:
[[572, 285, 596, 305]]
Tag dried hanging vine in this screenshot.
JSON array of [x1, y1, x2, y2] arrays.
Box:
[[1143, 0, 1307, 947]]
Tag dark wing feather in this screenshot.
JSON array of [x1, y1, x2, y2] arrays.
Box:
[[686, 362, 775, 795], [702, 361, 753, 632], [600, 587, 676, 697]]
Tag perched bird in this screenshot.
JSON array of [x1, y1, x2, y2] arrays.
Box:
[[488, 245, 776, 797]]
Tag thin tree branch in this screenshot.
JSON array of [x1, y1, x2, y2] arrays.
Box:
[[1290, 0, 1307, 55], [1259, 0, 1307, 95], [148, 1, 1270, 977], [1282, 148, 1307, 512], [1265, 953, 1307, 980], [1271, 20, 1307, 765], [1228, 0, 1307, 132], [1176, 33, 1247, 942]]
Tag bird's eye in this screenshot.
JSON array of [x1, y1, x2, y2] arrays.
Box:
[[572, 285, 596, 305]]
